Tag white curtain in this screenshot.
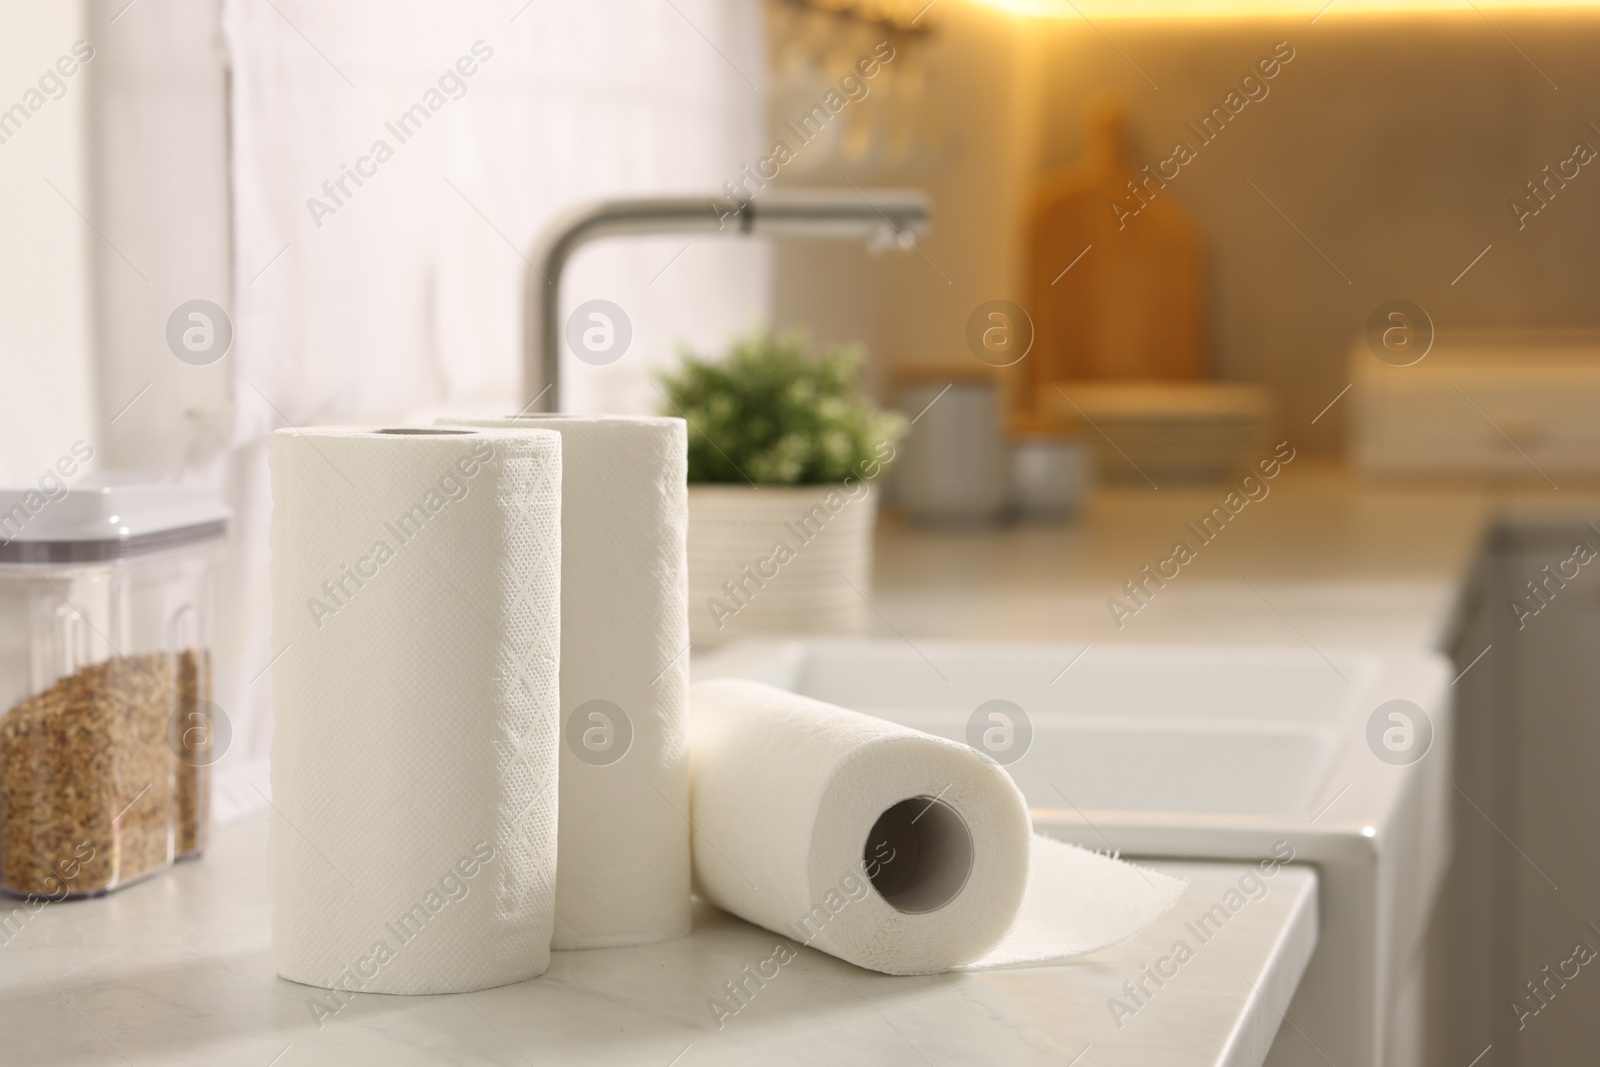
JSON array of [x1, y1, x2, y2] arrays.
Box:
[[215, 0, 770, 814]]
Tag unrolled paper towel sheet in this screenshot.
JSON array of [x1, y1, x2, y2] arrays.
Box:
[[689, 680, 1186, 975], [442, 415, 691, 949], [270, 426, 563, 994]]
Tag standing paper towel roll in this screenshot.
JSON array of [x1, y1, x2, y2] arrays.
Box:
[[270, 426, 563, 994], [442, 415, 691, 949], [689, 679, 1186, 975]]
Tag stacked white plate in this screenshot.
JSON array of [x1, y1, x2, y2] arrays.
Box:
[[1042, 381, 1273, 483]]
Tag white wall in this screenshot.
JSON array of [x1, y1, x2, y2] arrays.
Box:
[[88, 0, 233, 475], [0, 0, 97, 483]]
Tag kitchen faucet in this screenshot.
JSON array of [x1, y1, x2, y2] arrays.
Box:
[[522, 189, 932, 411]]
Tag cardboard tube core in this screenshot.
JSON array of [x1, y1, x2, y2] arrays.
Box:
[[864, 796, 975, 915]]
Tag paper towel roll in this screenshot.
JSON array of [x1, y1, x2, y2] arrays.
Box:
[[688, 679, 1186, 975], [442, 415, 691, 949], [270, 426, 562, 994]]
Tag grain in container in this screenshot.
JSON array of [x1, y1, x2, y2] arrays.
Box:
[[0, 478, 227, 898]]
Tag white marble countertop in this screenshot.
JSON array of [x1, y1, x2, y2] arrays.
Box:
[[871, 463, 1600, 653], [0, 814, 1318, 1067]]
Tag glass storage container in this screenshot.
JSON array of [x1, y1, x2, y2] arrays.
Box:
[[0, 480, 227, 898]]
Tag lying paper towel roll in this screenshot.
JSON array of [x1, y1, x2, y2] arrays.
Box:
[[689, 679, 1186, 975], [442, 415, 690, 949], [270, 426, 563, 994]]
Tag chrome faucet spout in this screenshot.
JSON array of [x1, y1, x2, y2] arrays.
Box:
[[523, 189, 931, 411]]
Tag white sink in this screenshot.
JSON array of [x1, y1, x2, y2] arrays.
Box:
[[694, 638, 1454, 1067]]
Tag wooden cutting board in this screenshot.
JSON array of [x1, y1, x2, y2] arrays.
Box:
[[1013, 99, 1209, 434]]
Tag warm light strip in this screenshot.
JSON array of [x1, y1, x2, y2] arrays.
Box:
[[970, 0, 1600, 18]]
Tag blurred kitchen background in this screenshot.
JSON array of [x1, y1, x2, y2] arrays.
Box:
[[6, 1, 1599, 780], [4, 1, 1600, 1059], [778, 1, 1600, 439]]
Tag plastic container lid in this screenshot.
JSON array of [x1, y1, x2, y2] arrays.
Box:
[[0, 476, 228, 564]]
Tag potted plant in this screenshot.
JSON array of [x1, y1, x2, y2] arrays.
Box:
[[658, 331, 906, 646]]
